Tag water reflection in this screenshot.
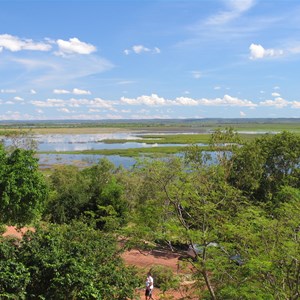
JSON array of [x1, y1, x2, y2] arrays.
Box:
[[35, 133, 143, 151], [38, 153, 137, 169], [37, 151, 224, 170], [2, 132, 211, 169]]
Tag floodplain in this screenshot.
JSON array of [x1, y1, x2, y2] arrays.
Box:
[[1, 119, 299, 168]]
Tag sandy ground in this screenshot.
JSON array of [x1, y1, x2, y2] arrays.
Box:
[[122, 249, 198, 300], [2, 225, 34, 239]]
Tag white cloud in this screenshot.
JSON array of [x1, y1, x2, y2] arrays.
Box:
[[206, 0, 255, 25], [56, 37, 96, 56], [31, 98, 65, 107], [124, 45, 161, 55], [191, 71, 201, 79], [199, 94, 256, 107], [30, 89, 37, 94], [53, 88, 91, 95], [214, 86, 221, 90], [90, 98, 114, 109], [0, 34, 51, 52], [14, 96, 24, 101], [121, 94, 167, 106], [32, 97, 115, 111], [57, 108, 71, 113], [89, 108, 100, 112], [53, 89, 70, 94], [153, 47, 161, 54], [1, 89, 16, 93], [259, 97, 290, 108], [117, 80, 136, 85], [289, 45, 300, 54], [121, 94, 257, 107], [174, 97, 198, 106], [72, 88, 91, 95], [274, 86, 280, 90], [240, 111, 246, 117], [249, 43, 284, 59], [132, 45, 150, 54], [291, 101, 300, 108], [272, 92, 280, 97], [227, 0, 255, 12]]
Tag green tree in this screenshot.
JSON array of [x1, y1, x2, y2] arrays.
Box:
[[46, 159, 128, 231], [126, 158, 246, 299], [17, 221, 139, 299], [45, 165, 90, 223], [228, 131, 300, 205], [82, 158, 128, 231], [0, 148, 48, 225], [0, 237, 30, 299]]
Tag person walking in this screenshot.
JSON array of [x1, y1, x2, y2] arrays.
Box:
[[145, 271, 154, 300]]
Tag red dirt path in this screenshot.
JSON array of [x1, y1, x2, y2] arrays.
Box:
[[122, 249, 198, 299]]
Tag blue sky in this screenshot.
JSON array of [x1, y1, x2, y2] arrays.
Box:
[[0, 0, 300, 120]]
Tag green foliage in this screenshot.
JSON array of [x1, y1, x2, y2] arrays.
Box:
[[0, 221, 139, 299], [46, 158, 128, 231], [0, 238, 30, 299], [229, 131, 300, 204], [45, 165, 90, 223], [150, 265, 180, 292], [0, 147, 48, 225]]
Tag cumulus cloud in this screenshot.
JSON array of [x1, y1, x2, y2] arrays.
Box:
[[124, 45, 160, 55], [31, 97, 115, 111], [57, 108, 71, 113], [53, 88, 91, 95], [121, 94, 257, 107], [31, 98, 65, 107], [53, 89, 70, 94], [272, 92, 280, 97], [0, 34, 51, 52], [249, 43, 284, 59], [73, 88, 91, 95], [291, 101, 300, 108], [121, 94, 167, 106], [259, 97, 290, 108], [14, 96, 24, 101], [56, 37, 96, 56]]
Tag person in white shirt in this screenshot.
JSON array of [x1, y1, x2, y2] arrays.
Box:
[[145, 272, 154, 300]]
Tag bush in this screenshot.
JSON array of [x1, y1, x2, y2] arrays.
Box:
[[150, 265, 180, 292]]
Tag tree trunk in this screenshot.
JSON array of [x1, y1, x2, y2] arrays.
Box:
[[202, 268, 217, 300]]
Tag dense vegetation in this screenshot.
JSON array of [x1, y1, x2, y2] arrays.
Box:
[[0, 130, 300, 299]]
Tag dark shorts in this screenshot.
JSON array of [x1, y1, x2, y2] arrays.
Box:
[[145, 288, 152, 296]]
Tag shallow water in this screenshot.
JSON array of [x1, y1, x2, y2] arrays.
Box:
[[38, 153, 137, 169], [2, 132, 208, 169]]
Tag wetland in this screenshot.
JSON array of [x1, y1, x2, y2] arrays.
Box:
[[1, 119, 299, 169]]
